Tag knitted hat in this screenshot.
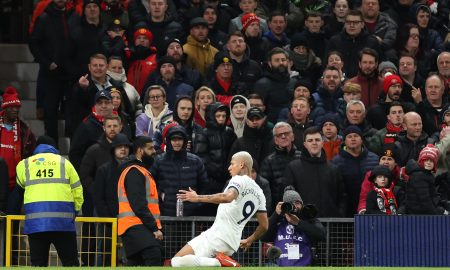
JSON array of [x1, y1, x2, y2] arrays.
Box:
[[247, 107, 265, 119], [241, 13, 260, 33], [164, 38, 182, 54], [418, 144, 439, 172], [368, 165, 392, 184], [213, 51, 231, 70], [343, 125, 362, 138], [2, 86, 21, 108], [158, 56, 177, 69], [383, 74, 403, 94], [111, 133, 132, 148], [107, 19, 125, 31], [83, 0, 101, 8], [290, 34, 309, 50], [378, 61, 398, 74], [381, 143, 399, 162], [36, 135, 57, 149], [321, 113, 340, 131], [294, 79, 313, 92], [230, 96, 246, 108], [283, 186, 303, 204], [133, 28, 153, 43]]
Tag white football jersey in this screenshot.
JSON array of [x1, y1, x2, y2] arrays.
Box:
[[208, 175, 266, 251]]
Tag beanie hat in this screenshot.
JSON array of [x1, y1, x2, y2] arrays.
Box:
[[36, 135, 57, 149], [158, 56, 177, 69], [368, 165, 392, 185], [2, 86, 21, 109], [213, 51, 231, 70], [294, 79, 313, 92], [290, 34, 309, 50], [241, 13, 260, 33], [83, 0, 101, 8], [164, 38, 182, 54], [134, 28, 153, 44], [381, 143, 399, 163], [383, 74, 403, 94], [111, 133, 132, 149], [418, 144, 439, 172], [283, 186, 303, 204], [230, 95, 246, 108], [321, 113, 340, 132], [378, 61, 398, 74], [343, 125, 362, 138]]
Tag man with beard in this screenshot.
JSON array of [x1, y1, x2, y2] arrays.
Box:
[[145, 56, 193, 110], [101, 0, 129, 28], [398, 54, 425, 104], [367, 101, 405, 155], [311, 67, 343, 121], [183, 17, 219, 76], [348, 48, 384, 107], [366, 74, 415, 129], [253, 48, 297, 123], [117, 136, 164, 266], [413, 74, 449, 136], [228, 107, 274, 165], [285, 127, 347, 218], [107, 56, 143, 117], [225, 31, 262, 92], [437, 52, 450, 94]]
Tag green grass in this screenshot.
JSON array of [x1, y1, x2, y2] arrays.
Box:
[[10, 268, 450, 269]]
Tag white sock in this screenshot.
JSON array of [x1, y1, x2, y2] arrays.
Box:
[[171, 255, 221, 267]]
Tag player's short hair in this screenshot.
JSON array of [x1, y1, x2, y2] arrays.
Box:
[[232, 151, 253, 176]]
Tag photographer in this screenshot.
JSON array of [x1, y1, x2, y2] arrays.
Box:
[[262, 187, 326, 266]]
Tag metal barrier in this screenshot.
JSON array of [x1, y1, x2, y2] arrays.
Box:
[[4, 215, 118, 267], [2, 215, 353, 267]]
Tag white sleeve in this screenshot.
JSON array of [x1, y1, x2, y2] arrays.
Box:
[[226, 176, 244, 195], [258, 189, 267, 212]]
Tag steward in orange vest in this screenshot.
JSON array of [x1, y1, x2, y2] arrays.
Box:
[[117, 136, 163, 266]]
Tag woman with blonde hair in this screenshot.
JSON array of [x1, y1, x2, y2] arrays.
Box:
[[193, 86, 216, 128]]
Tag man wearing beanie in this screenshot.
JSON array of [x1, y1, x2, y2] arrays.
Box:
[[260, 186, 325, 266], [320, 113, 342, 161], [127, 27, 158, 95], [415, 74, 449, 136], [229, 95, 250, 138], [145, 56, 193, 110], [0, 87, 36, 193], [357, 143, 402, 214], [228, 1, 268, 34], [367, 101, 406, 155], [332, 125, 379, 216], [366, 74, 415, 130], [377, 61, 398, 78], [240, 12, 272, 64], [347, 48, 384, 107], [405, 144, 449, 215], [183, 17, 219, 76], [285, 126, 346, 217]]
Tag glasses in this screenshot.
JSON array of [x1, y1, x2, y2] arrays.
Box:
[[149, 95, 163, 100], [275, 131, 291, 138], [409, 33, 420, 39], [345, 20, 362, 25]]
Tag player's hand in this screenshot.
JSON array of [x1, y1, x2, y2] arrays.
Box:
[[285, 213, 300, 226], [411, 86, 422, 104], [239, 238, 252, 252], [79, 74, 90, 88], [177, 187, 198, 202], [153, 230, 163, 241], [275, 202, 283, 215]]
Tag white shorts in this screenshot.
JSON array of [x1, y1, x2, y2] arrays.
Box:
[[188, 229, 234, 258]]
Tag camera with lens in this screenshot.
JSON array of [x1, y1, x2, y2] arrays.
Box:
[[280, 202, 296, 215]]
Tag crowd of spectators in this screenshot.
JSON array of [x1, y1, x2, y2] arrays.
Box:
[[2, 0, 450, 241]]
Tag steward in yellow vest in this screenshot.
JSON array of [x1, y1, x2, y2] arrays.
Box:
[[117, 136, 163, 266], [15, 136, 83, 266]]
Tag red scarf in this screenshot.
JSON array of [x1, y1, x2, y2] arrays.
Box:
[[384, 122, 403, 144], [0, 114, 22, 190], [216, 74, 231, 94], [374, 186, 398, 215]]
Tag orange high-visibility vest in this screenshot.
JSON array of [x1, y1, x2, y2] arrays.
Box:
[[117, 165, 162, 235]]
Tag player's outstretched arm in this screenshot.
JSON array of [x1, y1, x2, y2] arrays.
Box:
[[177, 187, 238, 204], [239, 211, 269, 251]]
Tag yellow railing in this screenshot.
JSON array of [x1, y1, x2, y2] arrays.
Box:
[[5, 215, 118, 267]]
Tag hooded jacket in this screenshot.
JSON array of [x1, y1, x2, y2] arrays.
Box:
[[150, 125, 209, 216], [196, 103, 236, 190], [183, 35, 219, 76], [229, 95, 250, 138], [394, 131, 435, 167]]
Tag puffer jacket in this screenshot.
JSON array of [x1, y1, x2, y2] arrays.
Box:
[[260, 145, 301, 206], [150, 125, 209, 216], [195, 103, 237, 192], [371, 12, 398, 50], [394, 131, 436, 167]]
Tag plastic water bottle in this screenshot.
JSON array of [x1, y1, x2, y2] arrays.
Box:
[[176, 198, 184, 217]]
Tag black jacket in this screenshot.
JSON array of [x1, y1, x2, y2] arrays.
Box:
[[244, 35, 272, 65], [394, 132, 435, 167], [196, 103, 236, 191], [94, 158, 122, 218], [29, 2, 75, 79], [366, 185, 405, 215], [150, 126, 209, 216], [260, 145, 302, 205], [228, 51, 262, 92], [228, 122, 274, 166], [405, 159, 446, 215], [416, 99, 449, 136], [366, 98, 416, 130], [145, 15, 184, 56], [0, 158, 8, 212], [285, 150, 347, 217]]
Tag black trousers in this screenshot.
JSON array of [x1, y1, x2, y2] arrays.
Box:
[[28, 231, 79, 266], [126, 246, 161, 266]]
